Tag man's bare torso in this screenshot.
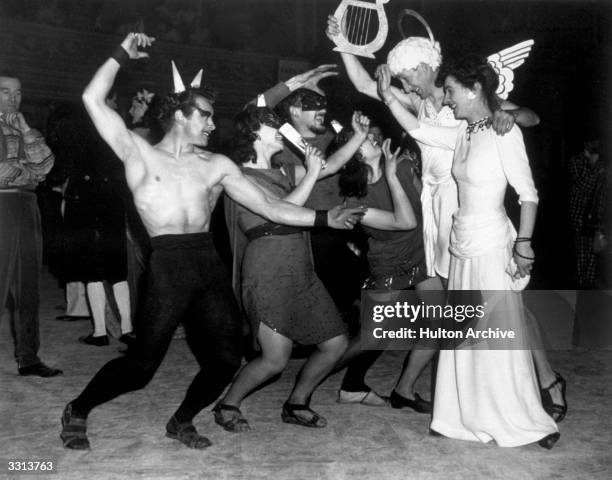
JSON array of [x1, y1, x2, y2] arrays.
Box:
[[125, 135, 226, 238]]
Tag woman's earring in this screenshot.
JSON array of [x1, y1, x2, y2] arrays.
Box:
[[467, 92, 476, 100]]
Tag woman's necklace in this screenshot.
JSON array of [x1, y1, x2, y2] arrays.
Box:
[[466, 116, 491, 141]]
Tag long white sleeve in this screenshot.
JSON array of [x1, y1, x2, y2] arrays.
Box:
[[496, 126, 538, 205], [409, 119, 461, 151]]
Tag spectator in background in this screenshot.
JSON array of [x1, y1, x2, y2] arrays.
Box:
[[0, 70, 62, 377], [53, 94, 134, 346], [569, 139, 606, 288]]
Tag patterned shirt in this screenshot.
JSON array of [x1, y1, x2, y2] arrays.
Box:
[[0, 114, 54, 189]]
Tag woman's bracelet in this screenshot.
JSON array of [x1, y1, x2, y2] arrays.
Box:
[[513, 247, 535, 261], [514, 237, 531, 243]]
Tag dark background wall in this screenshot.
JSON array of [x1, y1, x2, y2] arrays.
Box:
[[1, 0, 610, 288]]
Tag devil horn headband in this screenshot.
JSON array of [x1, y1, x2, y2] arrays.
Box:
[[171, 61, 204, 93]]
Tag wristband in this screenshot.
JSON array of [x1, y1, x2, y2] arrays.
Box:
[[111, 46, 130, 67], [514, 237, 531, 243], [314, 210, 328, 228]]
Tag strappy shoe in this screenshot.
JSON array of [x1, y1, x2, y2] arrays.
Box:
[[165, 416, 212, 449], [60, 403, 90, 450], [281, 402, 327, 428], [541, 372, 567, 423], [213, 403, 251, 433], [389, 390, 432, 414]]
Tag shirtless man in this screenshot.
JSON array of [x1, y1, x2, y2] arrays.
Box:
[[60, 33, 364, 451]]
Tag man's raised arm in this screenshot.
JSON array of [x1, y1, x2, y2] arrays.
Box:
[[82, 33, 154, 161]]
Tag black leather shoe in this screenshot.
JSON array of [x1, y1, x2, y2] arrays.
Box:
[[537, 432, 560, 449], [19, 362, 63, 377], [119, 332, 136, 346], [79, 334, 109, 346], [390, 390, 432, 414]]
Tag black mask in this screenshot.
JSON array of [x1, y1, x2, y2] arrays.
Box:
[[300, 91, 327, 111]]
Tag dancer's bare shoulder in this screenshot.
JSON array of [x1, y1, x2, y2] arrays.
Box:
[[194, 148, 241, 179]]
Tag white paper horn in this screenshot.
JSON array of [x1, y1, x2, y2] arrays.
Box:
[[190, 69, 203, 89], [171, 61, 186, 93]]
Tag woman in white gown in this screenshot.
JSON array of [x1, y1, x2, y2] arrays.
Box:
[[379, 56, 560, 448]]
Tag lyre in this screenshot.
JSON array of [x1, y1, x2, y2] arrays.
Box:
[[331, 0, 390, 59]]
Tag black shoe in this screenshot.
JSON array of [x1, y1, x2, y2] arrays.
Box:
[[79, 334, 109, 346], [60, 403, 90, 450], [19, 362, 63, 377], [55, 315, 91, 322], [119, 332, 136, 346], [389, 390, 432, 414], [537, 432, 560, 449]]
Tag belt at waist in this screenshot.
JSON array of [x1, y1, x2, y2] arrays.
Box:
[[245, 223, 303, 242]]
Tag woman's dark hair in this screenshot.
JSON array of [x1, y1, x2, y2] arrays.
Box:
[[156, 85, 217, 133], [330, 129, 371, 199], [438, 54, 500, 112], [230, 105, 281, 165]]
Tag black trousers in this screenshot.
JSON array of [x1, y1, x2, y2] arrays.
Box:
[[0, 191, 42, 368], [72, 233, 243, 422]]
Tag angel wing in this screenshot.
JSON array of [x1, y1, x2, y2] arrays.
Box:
[[487, 39, 534, 100]]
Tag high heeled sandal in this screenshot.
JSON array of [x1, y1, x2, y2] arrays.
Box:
[[213, 403, 251, 433], [540, 372, 567, 423], [281, 402, 327, 428]]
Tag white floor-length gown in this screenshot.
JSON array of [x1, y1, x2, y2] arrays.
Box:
[[414, 120, 558, 446]]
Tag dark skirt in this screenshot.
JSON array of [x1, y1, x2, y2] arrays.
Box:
[[241, 233, 346, 345]]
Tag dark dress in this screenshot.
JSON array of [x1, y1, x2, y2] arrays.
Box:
[[230, 167, 346, 345], [347, 161, 427, 289], [274, 129, 367, 319]]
